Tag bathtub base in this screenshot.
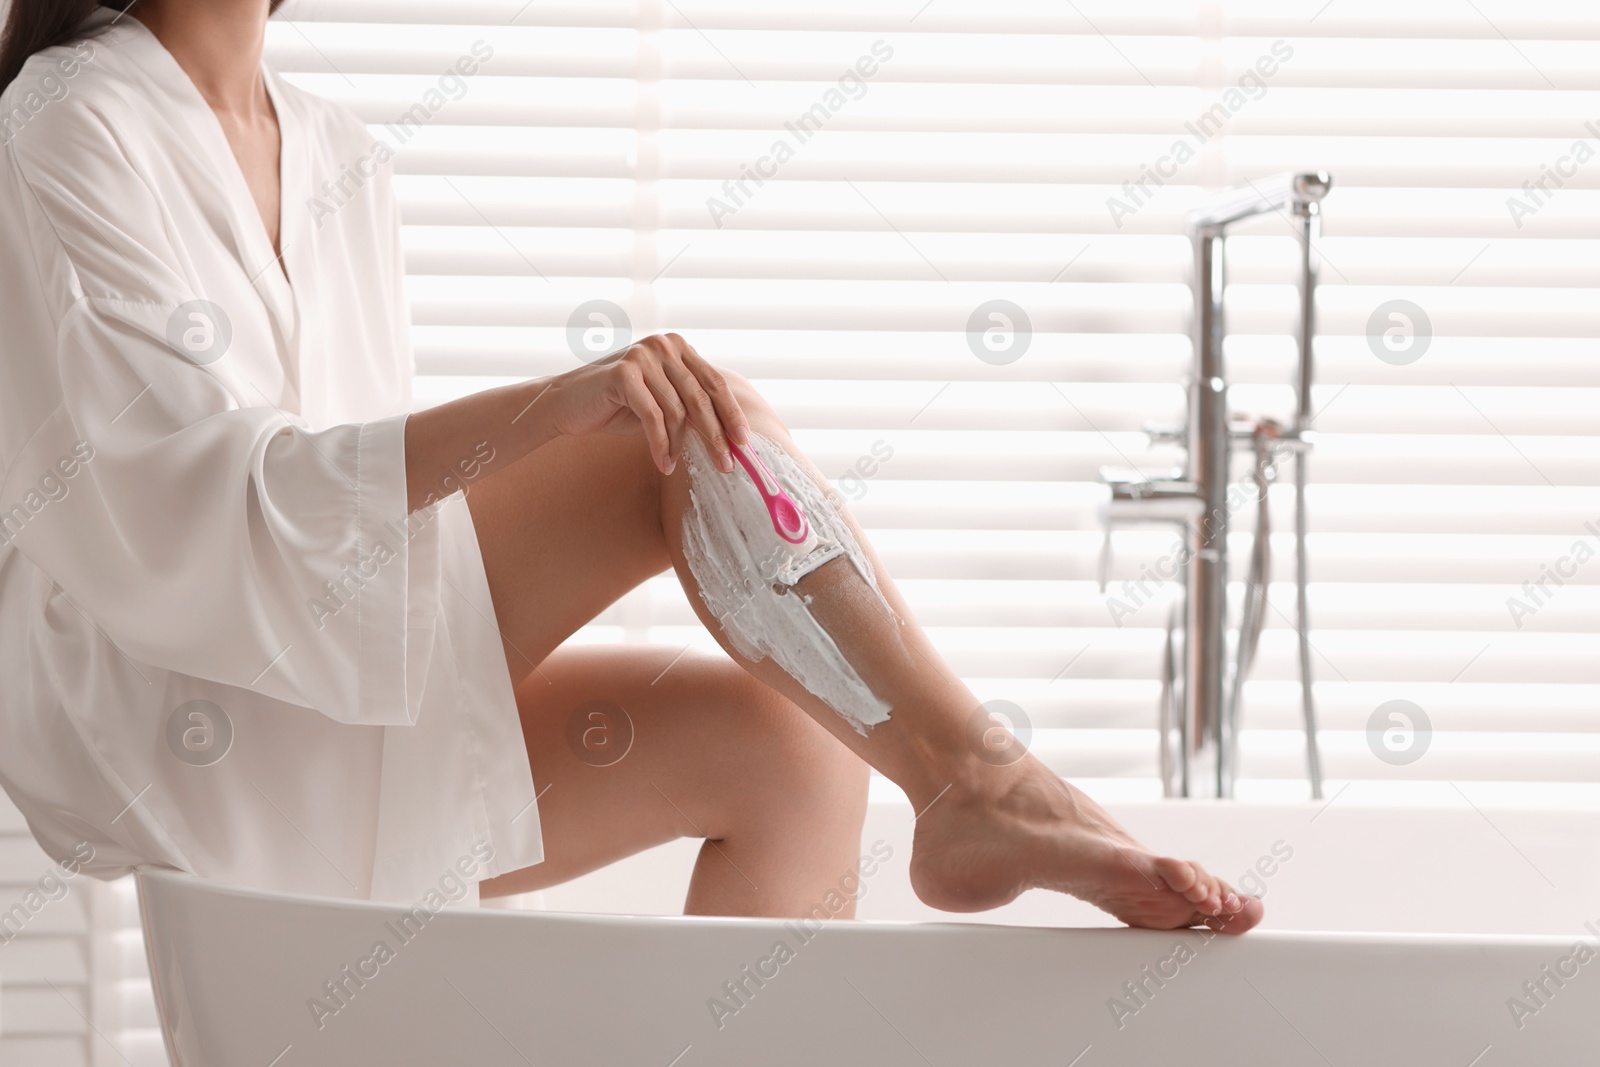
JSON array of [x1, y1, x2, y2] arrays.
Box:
[[138, 867, 1593, 1066]]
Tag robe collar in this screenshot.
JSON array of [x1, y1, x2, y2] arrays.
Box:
[[79, 6, 310, 417]]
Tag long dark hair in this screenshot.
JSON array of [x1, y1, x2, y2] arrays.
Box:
[[0, 0, 283, 93]]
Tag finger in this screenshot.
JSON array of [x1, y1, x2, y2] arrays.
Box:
[[661, 357, 732, 470], [638, 362, 691, 470], [617, 364, 673, 474], [676, 340, 752, 448]]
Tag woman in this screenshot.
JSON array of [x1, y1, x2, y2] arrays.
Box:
[[0, 0, 1261, 932]]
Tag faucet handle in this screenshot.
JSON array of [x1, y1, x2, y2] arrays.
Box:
[[1095, 467, 1204, 594], [1142, 422, 1185, 446], [1095, 467, 1147, 594], [1095, 468, 1135, 594], [1097, 523, 1115, 595]]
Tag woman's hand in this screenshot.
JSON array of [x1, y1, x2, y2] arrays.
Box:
[[546, 333, 751, 475]]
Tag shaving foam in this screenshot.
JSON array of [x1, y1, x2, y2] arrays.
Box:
[[681, 433, 892, 734]]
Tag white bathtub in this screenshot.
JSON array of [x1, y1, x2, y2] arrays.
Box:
[[138, 784, 1600, 1064]]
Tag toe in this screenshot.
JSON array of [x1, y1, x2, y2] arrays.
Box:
[[1155, 857, 1229, 918], [1208, 894, 1265, 934], [1184, 861, 1219, 909], [1153, 856, 1201, 898]]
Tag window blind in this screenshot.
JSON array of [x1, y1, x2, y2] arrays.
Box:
[[2, 1, 1594, 1062], [276, 0, 1600, 798], [0, 791, 134, 1067]]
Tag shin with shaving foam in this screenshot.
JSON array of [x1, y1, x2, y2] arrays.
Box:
[[680, 433, 896, 734]]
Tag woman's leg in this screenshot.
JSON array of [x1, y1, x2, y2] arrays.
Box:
[[465, 429, 869, 916], [468, 373, 1261, 931], [481, 644, 869, 916]]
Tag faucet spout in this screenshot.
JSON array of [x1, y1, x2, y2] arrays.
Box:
[[1096, 172, 1332, 800], [1095, 469, 1200, 593]]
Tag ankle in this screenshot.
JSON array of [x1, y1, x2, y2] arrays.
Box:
[[905, 757, 1030, 820], [871, 702, 1052, 816]]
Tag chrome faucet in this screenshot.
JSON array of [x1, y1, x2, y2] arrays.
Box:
[[1098, 172, 1331, 799]]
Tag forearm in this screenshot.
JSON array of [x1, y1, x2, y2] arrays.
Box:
[[402, 376, 562, 513], [402, 332, 751, 513]]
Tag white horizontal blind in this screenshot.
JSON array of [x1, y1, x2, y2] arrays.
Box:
[[26, 0, 1600, 1059], [266, 0, 1600, 795], [1, 790, 158, 1067], [0, 789, 82, 1065]]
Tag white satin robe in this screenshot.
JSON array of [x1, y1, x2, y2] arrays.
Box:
[[0, 9, 543, 902]]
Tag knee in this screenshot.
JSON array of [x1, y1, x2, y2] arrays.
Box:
[[724, 669, 869, 823], [787, 714, 870, 810], [779, 720, 870, 830], [718, 368, 786, 434]]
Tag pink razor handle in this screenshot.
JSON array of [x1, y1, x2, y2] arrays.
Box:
[[730, 443, 811, 545]]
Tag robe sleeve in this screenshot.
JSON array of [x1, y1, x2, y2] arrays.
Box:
[[4, 97, 437, 727]]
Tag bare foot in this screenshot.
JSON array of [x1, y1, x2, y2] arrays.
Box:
[[907, 758, 1264, 933]]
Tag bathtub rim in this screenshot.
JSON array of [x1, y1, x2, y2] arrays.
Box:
[[133, 862, 1588, 951]]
